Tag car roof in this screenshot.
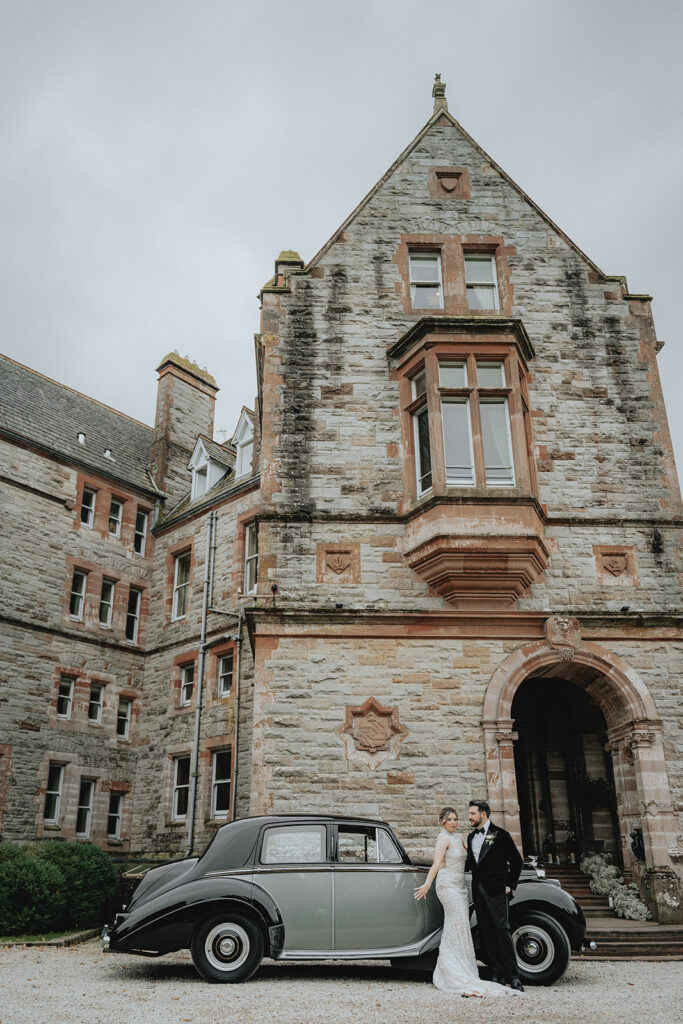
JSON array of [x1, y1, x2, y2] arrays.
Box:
[[218, 814, 392, 830]]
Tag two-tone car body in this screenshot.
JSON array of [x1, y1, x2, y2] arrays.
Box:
[[102, 815, 586, 984]]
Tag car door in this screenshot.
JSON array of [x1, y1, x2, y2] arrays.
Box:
[[253, 822, 333, 951], [332, 822, 428, 952]]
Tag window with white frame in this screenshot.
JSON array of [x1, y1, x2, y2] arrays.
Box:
[[117, 698, 132, 739], [99, 579, 115, 627], [88, 683, 104, 724], [410, 368, 432, 495], [233, 416, 254, 479], [108, 498, 123, 537], [211, 749, 232, 819], [69, 570, 87, 619], [80, 487, 97, 528], [179, 665, 194, 706], [134, 509, 148, 555], [192, 463, 208, 499], [440, 360, 475, 485], [57, 676, 74, 719], [244, 523, 258, 594], [43, 763, 64, 824], [464, 253, 499, 310], [409, 253, 443, 309], [107, 792, 123, 839], [172, 755, 190, 820], [218, 653, 233, 697], [477, 362, 515, 484], [172, 552, 191, 619], [75, 778, 95, 837], [126, 587, 141, 643]]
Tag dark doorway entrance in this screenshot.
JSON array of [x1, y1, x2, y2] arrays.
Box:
[[512, 676, 620, 864]]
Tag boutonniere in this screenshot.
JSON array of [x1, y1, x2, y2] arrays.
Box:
[[484, 831, 496, 846]]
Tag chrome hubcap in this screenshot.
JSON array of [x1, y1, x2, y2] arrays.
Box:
[[204, 923, 250, 972], [512, 924, 554, 973]]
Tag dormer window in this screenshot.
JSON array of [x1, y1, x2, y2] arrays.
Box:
[[232, 409, 255, 480], [188, 437, 233, 501]]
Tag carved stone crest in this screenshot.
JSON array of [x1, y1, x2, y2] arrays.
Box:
[[316, 542, 361, 584], [603, 554, 627, 577], [593, 545, 639, 587], [338, 697, 408, 770], [326, 552, 351, 576], [544, 616, 581, 661]]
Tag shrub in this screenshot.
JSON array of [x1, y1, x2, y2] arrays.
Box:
[[35, 842, 117, 929], [0, 855, 68, 935], [580, 851, 651, 921]]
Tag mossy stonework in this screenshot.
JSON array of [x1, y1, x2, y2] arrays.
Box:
[[0, 83, 681, 920]]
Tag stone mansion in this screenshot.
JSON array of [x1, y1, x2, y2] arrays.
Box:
[[1, 80, 681, 922]]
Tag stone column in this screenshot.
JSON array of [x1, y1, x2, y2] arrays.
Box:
[[496, 719, 522, 850], [628, 724, 682, 923]]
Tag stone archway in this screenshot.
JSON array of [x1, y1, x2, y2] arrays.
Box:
[[481, 618, 681, 921]]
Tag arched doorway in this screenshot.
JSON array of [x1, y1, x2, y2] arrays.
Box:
[[481, 623, 681, 920], [512, 676, 620, 864]]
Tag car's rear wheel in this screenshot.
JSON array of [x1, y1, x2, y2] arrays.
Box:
[[191, 912, 264, 983], [511, 911, 571, 986]]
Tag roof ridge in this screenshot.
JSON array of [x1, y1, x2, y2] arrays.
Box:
[[0, 352, 153, 431], [305, 107, 607, 280]]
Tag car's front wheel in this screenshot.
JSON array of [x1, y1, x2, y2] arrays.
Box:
[[511, 911, 571, 986], [191, 912, 264, 983]]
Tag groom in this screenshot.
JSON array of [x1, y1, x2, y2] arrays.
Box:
[[466, 799, 524, 992]]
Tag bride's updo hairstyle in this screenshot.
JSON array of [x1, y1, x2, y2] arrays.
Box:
[[439, 806, 457, 823]]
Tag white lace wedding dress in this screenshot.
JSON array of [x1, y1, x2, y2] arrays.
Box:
[[433, 831, 520, 997]]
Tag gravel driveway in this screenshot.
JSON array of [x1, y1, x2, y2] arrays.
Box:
[[1, 940, 681, 1024]]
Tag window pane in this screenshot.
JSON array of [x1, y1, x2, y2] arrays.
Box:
[[337, 826, 378, 863], [477, 362, 505, 387], [57, 679, 73, 718], [442, 400, 474, 484], [409, 255, 440, 282], [126, 588, 141, 642], [134, 511, 147, 554], [88, 685, 103, 723], [465, 255, 495, 283], [439, 362, 467, 388], [414, 408, 432, 492], [412, 369, 426, 399], [467, 284, 497, 310], [107, 793, 122, 838], [176, 554, 190, 587], [219, 654, 233, 695], [246, 525, 258, 558], [76, 779, 93, 836], [481, 400, 515, 485], [411, 283, 442, 308], [176, 757, 190, 787], [261, 825, 326, 864], [377, 828, 403, 864]]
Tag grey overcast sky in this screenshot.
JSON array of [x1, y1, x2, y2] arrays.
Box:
[[1, 0, 682, 474]]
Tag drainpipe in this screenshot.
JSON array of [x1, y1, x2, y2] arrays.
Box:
[[186, 510, 214, 856], [229, 610, 244, 823]]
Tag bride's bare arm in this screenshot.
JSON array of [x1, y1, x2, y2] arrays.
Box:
[[414, 833, 449, 900]]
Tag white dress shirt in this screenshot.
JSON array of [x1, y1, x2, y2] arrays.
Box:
[[471, 818, 491, 862]]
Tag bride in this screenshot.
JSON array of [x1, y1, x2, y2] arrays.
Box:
[[414, 806, 520, 998]]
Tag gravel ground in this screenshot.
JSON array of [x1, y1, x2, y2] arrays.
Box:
[[1, 941, 681, 1024]]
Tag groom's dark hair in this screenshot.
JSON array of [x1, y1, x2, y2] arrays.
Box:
[[469, 799, 491, 817]]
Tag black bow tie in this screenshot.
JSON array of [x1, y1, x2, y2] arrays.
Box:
[[474, 827, 485, 835]]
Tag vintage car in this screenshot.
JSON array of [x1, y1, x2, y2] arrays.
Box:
[[101, 815, 587, 985]]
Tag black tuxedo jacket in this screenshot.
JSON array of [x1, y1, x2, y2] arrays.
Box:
[[466, 822, 524, 899]]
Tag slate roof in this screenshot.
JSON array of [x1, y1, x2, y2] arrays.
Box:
[[0, 354, 157, 495], [195, 434, 236, 468]]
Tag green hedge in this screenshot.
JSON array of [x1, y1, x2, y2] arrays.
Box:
[[0, 841, 117, 936]]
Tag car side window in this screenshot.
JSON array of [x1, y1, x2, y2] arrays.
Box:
[[377, 828, 403, 864], [337, 825, 379, 863], [260, 825, 327, 864]]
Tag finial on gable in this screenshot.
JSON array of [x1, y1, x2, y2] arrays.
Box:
[[432, 73, 448, 114]]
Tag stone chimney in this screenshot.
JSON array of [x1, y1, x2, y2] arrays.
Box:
[[149, 352, 218, 507]]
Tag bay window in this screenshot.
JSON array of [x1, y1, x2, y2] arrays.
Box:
[[395, 322, 536, 502]]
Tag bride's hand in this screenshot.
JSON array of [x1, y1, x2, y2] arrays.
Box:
[[414, 883, 430, 900]]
